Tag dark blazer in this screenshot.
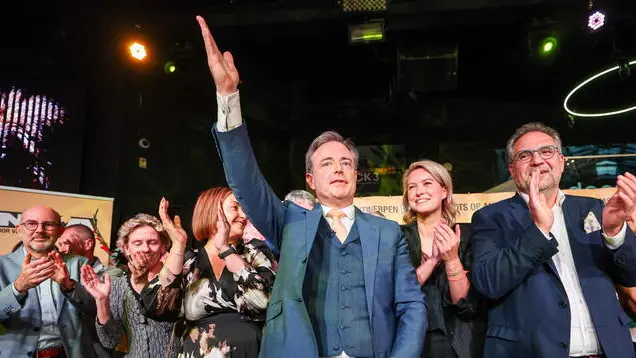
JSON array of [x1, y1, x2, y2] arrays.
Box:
[[213, 124, 427, 358], [471, 193, 636, 358], [402, 222, 487, 358]]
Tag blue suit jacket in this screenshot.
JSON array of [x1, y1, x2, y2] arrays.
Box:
[[0, 249, 96, 358], [471, 193, 636, 358], [213, 124, 427, 358]]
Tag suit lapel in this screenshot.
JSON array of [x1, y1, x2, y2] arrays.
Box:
[[355, 209, 379, 321], [10, 249, 43, 323], [305, 205, 323, 257], [508, 194, 559, 276]]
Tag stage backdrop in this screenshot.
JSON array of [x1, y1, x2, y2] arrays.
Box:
[[354, 187, 616, 224], [0, 185, 114, 265]]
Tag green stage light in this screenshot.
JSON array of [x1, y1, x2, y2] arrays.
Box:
[[540, 37, 557, 55], [164, 61, 177, 74]]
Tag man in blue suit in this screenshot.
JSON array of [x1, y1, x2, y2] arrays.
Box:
[[0, 205, 96, 358], [195, 16, 427, 358], [471, 122, 636, 358]]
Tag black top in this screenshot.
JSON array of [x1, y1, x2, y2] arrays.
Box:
[[401, 222, 487, 358]]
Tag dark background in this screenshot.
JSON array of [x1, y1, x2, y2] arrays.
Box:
[[1, 0, 635, 242]]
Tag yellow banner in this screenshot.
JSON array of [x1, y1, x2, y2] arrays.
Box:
[[354, 187, 617, 224], [0, 186, 114, 264]]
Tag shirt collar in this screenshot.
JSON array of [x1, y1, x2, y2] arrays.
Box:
[[321, 203, 356, 220], [518, 190, 566, 208]]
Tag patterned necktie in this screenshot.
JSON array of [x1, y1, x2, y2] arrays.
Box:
[[326, 209, 348, 243]]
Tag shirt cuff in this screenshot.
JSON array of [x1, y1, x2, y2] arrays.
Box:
[[603, 222, 627, 249], [11, 282, 26, 300], [216, 90, 243, 132]]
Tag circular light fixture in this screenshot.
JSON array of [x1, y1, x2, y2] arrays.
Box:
[[563, 59, 636, 117], [588, 11, 605, 31]]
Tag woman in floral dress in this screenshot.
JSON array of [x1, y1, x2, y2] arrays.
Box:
[[140, 187, 277, 358]]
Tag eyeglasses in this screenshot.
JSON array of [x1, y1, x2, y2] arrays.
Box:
[[511, 145, 560, 163], [20, 220, 62, 231]]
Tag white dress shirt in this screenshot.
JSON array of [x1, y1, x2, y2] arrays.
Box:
[[11, 248, 63, 349], [519, 190, 626, 356]]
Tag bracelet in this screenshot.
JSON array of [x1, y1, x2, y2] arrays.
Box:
[[448, 272, 468, 282], [169, 251, 184, 257], [446, 269, 468, 277]]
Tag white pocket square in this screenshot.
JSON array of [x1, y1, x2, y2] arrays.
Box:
[[584, 211, 601, 234]]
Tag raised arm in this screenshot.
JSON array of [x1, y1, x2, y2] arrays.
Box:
[[195, 16, 286, 248]]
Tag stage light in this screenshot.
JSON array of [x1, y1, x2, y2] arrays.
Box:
[[348, 20, 385, 44], [540, 37, 557, 55], [164, 61, 177, 73], [129, 42, 147, 61], [588, 11, 605, 31]]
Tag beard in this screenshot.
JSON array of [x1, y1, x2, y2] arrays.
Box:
[[27, 233, 56, 253]]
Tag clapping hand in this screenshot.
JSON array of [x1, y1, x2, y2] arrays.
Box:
[[434, 223, 461, 262], [603, 172, 636, 236], [159, 197, 187, 249], [14, 253, 55, 293], [213, 203, 231, 252], [528, 169, 554, 234], [81, 264, 110, 300]]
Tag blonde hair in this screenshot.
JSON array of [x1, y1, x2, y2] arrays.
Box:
[[401, 160, 457, 226], [192, 187, 232, 242], [116, 213, 170, 255]]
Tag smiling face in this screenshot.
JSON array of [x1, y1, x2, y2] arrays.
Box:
[[221, 194, 247, 242], [305, 141, 357, 208], [406, 168, 447, 218], [17, 206, 62, 255], [509, 131, 564, 194]]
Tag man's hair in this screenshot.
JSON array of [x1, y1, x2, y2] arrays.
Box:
[[284, 190, 317, 207], [64, 224, 95, 242], [506, 122, 562, 163], [305, 131, 359, 173]]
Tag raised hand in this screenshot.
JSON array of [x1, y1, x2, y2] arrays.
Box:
[[434, 223, 461, 262], [48, 251, 73, 289], [196, 15, 240, 96], [213, 203, 231, 251], [603, 172, 636, 236], [528, 169, 553, 234], [159, 197, 187, 248], [81, 264, 111, 300], [14, 252, 55, 293]]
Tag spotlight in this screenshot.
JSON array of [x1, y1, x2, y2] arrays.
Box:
[[588, 11, 605, 31], [129, 42, 147, 61], [539, 37, 557, 56], [164, 61, 177, 74]]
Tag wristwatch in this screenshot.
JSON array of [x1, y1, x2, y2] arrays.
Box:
[[218, 246, 237, 260]]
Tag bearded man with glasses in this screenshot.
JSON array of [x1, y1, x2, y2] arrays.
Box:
[[470, 122, 636, 358], [0, 205, 96, 358]]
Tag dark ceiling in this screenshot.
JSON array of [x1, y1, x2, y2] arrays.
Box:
[[2, 0, 635, 145]]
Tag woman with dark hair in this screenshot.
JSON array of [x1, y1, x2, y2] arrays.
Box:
[[401, 160, 486, 358], [140, 187, 277, 358]]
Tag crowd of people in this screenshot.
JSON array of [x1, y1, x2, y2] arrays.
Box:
[[2, 15, 636, 358]]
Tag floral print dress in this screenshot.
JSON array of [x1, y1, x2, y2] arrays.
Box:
[[140, 239, 277, 358]]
